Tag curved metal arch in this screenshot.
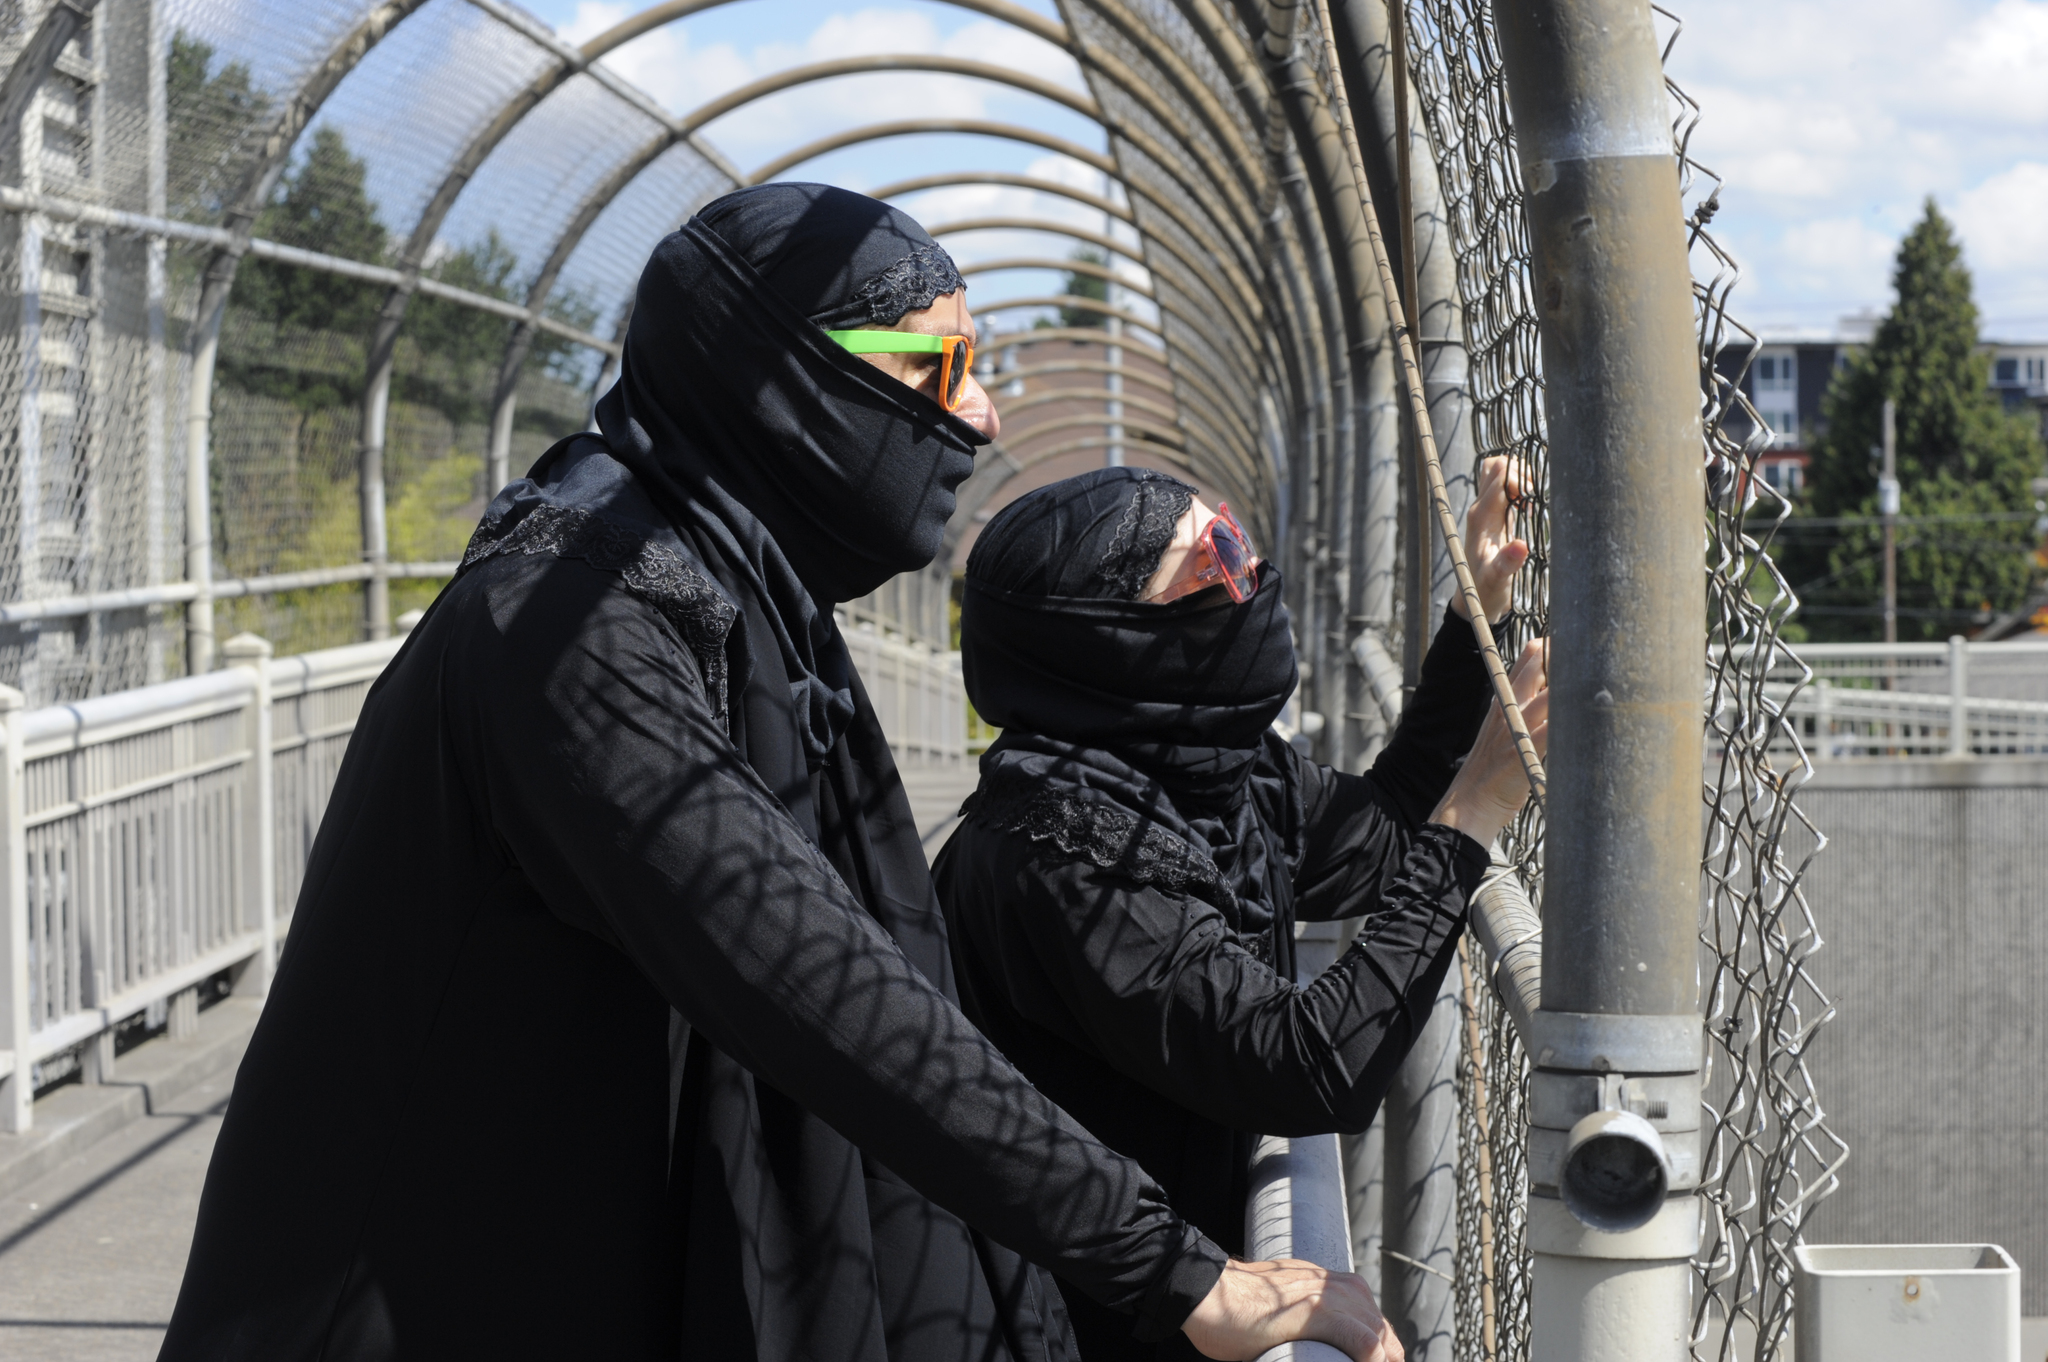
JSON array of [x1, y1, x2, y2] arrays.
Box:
[[744, 120, 1270, 360], [584, 0, 1069, 56], [869, 173, 1133, 224], [959, 262, 1268, 426], [931, 215, 1264, 361], [959, 257, 1149, 294], [998, 387, 1182, 427], [682, 55, 1099, 131], [973, 294, 1264, 460], [180, 0, 434, 669], [982, 359, 1177, 400], [982, 328, 1264, 485], [1000, 411, 1185, 451]]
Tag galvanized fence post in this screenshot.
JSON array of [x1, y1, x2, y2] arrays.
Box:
[[224, 634, 278, 997], [0, 685, 29, 1132], [1492, 2, 1707, 1358]]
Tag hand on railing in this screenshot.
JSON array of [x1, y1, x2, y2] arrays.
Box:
[[1182, 1259, 1403, 1362]]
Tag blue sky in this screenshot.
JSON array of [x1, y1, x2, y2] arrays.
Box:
[[514, 0, 2048, 341]]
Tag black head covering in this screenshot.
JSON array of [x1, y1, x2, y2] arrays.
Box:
[[961, 467, 1298, 940], [591, 183, 985, 770]]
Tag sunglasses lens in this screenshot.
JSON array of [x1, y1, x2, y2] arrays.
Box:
[[945, 340, 971, 410], [1208, 507, 1257, 599]]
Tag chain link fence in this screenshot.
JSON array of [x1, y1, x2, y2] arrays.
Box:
[[1387, 3, 1845, 1358]]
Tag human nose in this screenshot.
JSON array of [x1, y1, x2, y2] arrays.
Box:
[[957, 371, 999, 441]]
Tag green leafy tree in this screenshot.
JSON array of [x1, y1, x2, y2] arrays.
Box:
[[1790, 201, 2044, 640], [166, 33, 272, 223], [234, 126, 389, 337]]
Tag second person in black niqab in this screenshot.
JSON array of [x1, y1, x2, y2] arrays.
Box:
[[935, 465, 1550, 1361]]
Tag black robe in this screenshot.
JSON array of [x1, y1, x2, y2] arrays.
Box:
[[157, 446, 1225, 1361], [932, 609, 1496, 1362]]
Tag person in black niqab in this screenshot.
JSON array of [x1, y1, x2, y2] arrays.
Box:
[[159, 185, 1394, 1362], [934, 464, 1552, 1361]]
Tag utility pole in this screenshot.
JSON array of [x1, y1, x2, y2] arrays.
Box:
[[1879, 397, 1899, 646]]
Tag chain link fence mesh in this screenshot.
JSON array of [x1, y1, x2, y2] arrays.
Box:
[[1386, 2, 1845, 1357]]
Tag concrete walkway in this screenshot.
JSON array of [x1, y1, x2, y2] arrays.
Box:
[[0, 1058, 229, 1360], [0, 767, 986, 1361]]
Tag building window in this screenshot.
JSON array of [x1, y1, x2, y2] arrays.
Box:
[[2027, 357, 2045, 386], [1994, 357, 2019, 384], [1756, 353, 1797, 391]]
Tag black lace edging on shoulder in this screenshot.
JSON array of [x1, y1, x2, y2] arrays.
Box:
[[963, 774, 1271, 961], [460, 503, 737, 725]]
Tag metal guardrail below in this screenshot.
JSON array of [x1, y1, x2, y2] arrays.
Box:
[[0, 609, 972, 1132], [0, 562, 462, 626], [0, 629, 405, 1132], [1719, 639, 2048, 759]]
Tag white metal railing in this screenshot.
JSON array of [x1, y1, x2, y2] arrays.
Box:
[[842, 625, 969, 768], [0, 611, 970, 1131], [1721, 638, 2048, 759], [0, 631, 403, 1131]]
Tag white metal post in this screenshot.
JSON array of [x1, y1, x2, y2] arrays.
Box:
[[0, 685, 31, 1132], [1947, 635, 1968, 759], [224, 633, 277, 996]]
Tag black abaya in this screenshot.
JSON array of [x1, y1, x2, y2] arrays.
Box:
[[160, 190, 1226, 1361]]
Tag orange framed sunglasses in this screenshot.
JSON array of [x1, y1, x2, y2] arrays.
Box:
[[827, 330, 975, 411]]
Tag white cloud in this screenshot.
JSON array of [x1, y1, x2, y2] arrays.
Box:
[[1953, 162, 2048, 285], [1932, 0, 2048, 122]]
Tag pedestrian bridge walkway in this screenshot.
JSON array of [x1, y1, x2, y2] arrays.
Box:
[[0, 764, 983, 1360]]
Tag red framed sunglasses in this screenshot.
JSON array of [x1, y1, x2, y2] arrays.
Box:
[[1145, 501, 1260, 604]]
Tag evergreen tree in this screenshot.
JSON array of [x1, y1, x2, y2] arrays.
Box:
[[1789, 201, 2044, 640], [235, 126, 390, 338], [166, 33, 272, 223]]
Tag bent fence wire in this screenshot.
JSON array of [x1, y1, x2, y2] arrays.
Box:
[[1387, 3, 1844, 1359]]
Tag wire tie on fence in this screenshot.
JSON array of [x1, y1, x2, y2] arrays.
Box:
[[1382, 1248, 1458, 1285]]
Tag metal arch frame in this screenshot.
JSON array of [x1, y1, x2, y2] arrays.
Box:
[[959, 256, 1148, 292], [995, 385, 1182, 426], [868, 172, 1134, 224], [60, 0, 1382, 684], [171, 0, 436, 673], [985, 326, 1264, 507], [950, 260, 1269, 456], [971, 294, 1266, 486], [928, 213, 1265, 353], [387, 52, 1106, 634], [768, 122, 1280, 478]]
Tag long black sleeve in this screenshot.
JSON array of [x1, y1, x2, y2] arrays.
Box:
[[1293, 605, 1503, 923], [958, 821, 1486, 1138], [460, 555, 1225, 1331]]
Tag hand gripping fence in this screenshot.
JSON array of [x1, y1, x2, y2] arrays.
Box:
[[1309, 0, 1548, 807]]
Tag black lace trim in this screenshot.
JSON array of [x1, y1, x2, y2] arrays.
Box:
[[460, 504, 737, 725], [963, 776, 1270, 963], [1097, 472, 1195, 600], [847, 242, 967, 326]]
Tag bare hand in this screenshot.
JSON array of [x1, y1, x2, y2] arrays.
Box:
[[1182, 1259, 1404, 1362], [1430, 637, 1550, 847], [1449, 456, 1530, 625]]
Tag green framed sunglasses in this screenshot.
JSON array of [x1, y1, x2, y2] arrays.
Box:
[[827, 330, 975, 412]]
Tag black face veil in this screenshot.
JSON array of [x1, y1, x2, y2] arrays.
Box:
[[589, 183, 986, 768], [596, 182, 986, 605], [959, 468, 1301, 940]]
